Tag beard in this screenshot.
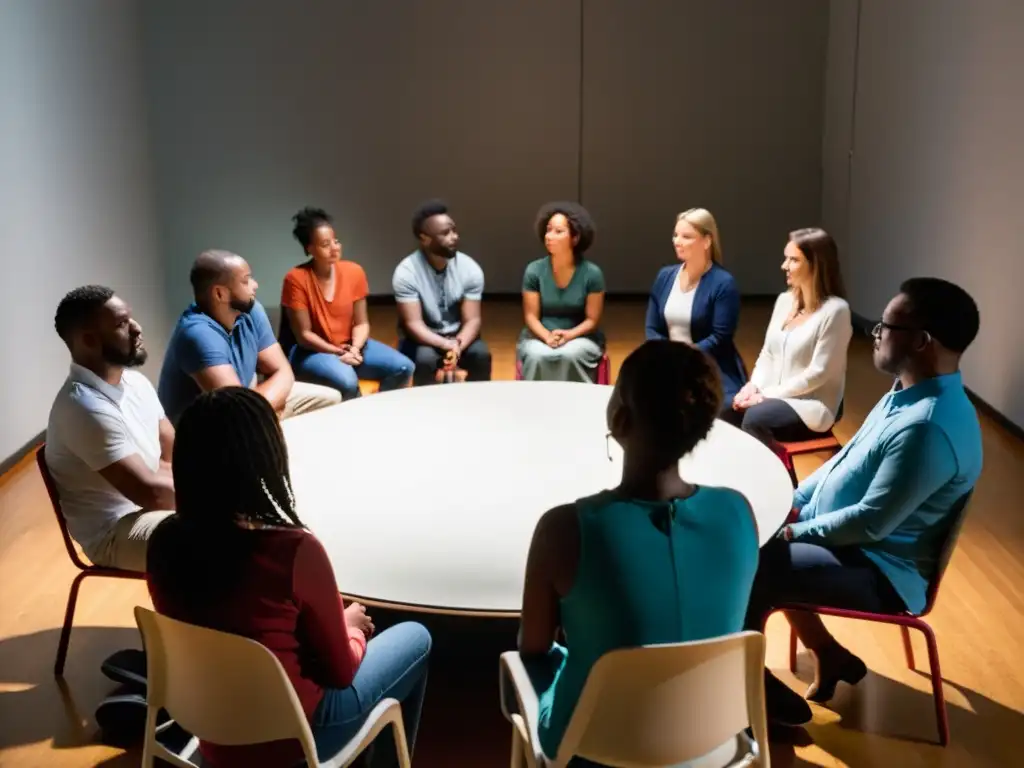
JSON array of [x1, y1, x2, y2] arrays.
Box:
[[230, 295, 256, 314], [102, 341, 148, 368], [430, 242, 457, 259]]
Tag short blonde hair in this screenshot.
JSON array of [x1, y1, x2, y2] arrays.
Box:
[[676, 208, 723, 264]]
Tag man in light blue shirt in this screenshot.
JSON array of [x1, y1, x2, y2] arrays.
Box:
[[746, 277, 982, 727], [392, 200, 492, 385]]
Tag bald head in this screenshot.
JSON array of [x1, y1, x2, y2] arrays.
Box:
[[190, 249, 243, 298], [189, 249, 259, 316]]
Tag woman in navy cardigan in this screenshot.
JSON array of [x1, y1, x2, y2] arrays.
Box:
[[645, 208, 748, 409]]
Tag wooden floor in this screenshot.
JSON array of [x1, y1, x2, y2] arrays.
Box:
[[2, 298, 1023, 767]]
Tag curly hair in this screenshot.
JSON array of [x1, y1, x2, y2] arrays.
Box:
[[614, 340, 723, 467], [54, 285, 115, 343], [291, 206, 333, 251], [411, 199, 449, 238], [535, 201, 595, 260]]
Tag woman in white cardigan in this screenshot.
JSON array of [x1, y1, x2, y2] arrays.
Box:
[[726, 228, 852, 445]]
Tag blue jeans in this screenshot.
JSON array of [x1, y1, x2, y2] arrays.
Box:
[[311, 622, 432, 767], [290, 339, 414, 400]]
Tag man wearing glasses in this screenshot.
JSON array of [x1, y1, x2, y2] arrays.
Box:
[[745, 277, 983, 728]]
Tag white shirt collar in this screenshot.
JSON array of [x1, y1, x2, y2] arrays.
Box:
[[69, 362, 125, 404]]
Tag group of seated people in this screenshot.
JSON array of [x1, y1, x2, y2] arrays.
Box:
[[41, 194, 983, 764]]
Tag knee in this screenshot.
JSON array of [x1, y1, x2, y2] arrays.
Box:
[[395, 354, 415, 379], [333, 370, 360, 400], [383, 621, 433, 661], [413, 348, 439, 370], [317, 385, 345, 406]]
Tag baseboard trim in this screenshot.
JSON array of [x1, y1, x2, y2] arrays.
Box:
[[0, 430, 43, 481], [850, 312, 1023, 441]]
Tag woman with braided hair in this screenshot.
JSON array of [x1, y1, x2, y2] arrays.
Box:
[[146, 387, 431, 767], [516, 340, 760, 766]]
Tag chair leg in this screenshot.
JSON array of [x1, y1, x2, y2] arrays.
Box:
[[789, 625, 798, 673], [901, 625, 916, 670], [55, 571, 88, 676], [917, 620, 949, 746], [510, 724, 523, 768]]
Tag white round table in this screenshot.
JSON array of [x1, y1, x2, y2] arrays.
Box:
[[282, 381, 793, 615]]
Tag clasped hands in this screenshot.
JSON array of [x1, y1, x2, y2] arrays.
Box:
[[731, 381, 765, 411], [338, 343, 363, 366], [545, 329, 568, 349]]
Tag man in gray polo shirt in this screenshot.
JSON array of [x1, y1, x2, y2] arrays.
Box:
[[392, 199, 492, 385], [45, 286, 175, 572]]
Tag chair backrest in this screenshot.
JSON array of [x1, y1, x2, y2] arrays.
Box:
[[921, 489, 975, 615], [35, 445, 91, 570], [554, 631, 768, 768], [277, 307, 297, 359], [134, 607, 320, 763]]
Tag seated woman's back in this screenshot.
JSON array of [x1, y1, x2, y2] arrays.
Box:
[[519, 340, 761, 761], [542, 487, 757, 751]]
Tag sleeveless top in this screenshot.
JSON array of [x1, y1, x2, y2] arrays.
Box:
[[534, 487, 760, 758]]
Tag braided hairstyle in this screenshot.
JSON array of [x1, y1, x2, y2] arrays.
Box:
[[612, 340, 723, 468], [148, 387, 303, 606]]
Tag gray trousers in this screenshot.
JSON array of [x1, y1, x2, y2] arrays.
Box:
[[518, 337, 603, 383]]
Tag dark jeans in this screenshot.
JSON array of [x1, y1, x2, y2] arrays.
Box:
[[399, 337, 492, 386], [721, 398, 819, 447], [745, 539, 906, 632], [310, 622, 432, 768]]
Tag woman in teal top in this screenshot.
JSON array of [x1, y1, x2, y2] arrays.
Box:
[[518, 340, 760, 765], [518, 202, 606, 382]]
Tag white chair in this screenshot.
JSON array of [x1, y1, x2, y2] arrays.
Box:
[[134, 606, 411, 767], [499, 632, 769, 768]]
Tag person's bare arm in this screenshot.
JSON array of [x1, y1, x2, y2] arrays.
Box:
[[286, 307, 344, 355], [190, 364, 244, 392], [255, 343, 296, 413], [158, 418, 174, 468], [396, 300, 454, 350], [99, 454, 176, 511], [350, 299, 370, 351], [522, 292, 552, 344], [562, 292, 604, 342], [519, 504, 579, 655], [455, 298, 482, 350]]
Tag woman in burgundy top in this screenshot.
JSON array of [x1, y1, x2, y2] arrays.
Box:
[[146, 387, 431, 767]]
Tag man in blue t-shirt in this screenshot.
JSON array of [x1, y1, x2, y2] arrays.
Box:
[[158, 250, 340, 424]]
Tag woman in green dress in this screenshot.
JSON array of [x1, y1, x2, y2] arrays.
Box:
[[518, 202, 606, 382]]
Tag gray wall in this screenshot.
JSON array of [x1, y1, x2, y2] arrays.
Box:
[[140, 0, 829, 311], [823, 0, 1024, 428], [0, 0, 167, 461], [581, 0, 827, 292]]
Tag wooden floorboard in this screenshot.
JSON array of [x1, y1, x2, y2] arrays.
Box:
[[1, 298, 1022, 767]]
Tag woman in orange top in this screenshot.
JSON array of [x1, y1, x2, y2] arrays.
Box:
[[281, 207, 414, 399]]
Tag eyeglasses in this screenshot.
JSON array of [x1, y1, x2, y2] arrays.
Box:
[[871, 320, 922, 337]]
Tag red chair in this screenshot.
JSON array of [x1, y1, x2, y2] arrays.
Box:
[[515, 353, 611, 384], [35, 446, 146, 676], [766, 490, 975, 746], [777, 400, 845, 487]]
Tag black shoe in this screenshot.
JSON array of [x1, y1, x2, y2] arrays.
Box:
[[764, 670, 813, 726], [806, 649, 867, 703]]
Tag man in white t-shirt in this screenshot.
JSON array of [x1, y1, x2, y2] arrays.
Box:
[[46, 285, 176, 572]]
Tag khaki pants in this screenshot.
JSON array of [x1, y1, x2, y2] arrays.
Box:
[[90, 509, 174, 572], [281, 381, 342, 419]]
